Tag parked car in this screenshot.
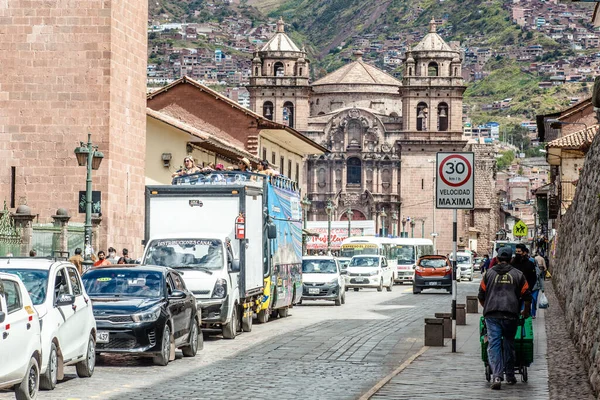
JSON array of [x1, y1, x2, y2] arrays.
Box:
[[454, 252, 474, 281], [0, 258, 96, 391], [346, 255, 393, 292], [81, 265, 202, 366], [301, 256, 345, 306], [413, 255, 452, 294], [0, 272, 42, 400]]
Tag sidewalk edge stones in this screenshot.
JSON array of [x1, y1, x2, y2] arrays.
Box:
[[358, 346, 429, 400]]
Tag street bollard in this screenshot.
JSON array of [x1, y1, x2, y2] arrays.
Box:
[[466, 296, 479, 313], [424, 318, 444, 346], [456, 304, 466, 325], [434, 312, 452, 339]]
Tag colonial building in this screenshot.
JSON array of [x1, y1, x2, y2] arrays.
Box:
[[249, 18, 497, 255]]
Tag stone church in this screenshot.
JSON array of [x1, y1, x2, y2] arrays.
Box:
[[248, 18, 497, 255]]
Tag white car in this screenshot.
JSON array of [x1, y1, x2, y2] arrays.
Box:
[[0, 258, 96, 391], [0, 272, 42, 400], [301, 256, 345, 306], [346, 255, 394, 292], [453, 252, 472, 281]]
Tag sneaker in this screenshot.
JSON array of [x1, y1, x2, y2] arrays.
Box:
[[506, 376, 517, 385], [491, 377, 502, 390]]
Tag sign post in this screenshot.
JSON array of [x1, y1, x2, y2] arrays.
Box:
[[513, 220, 528, 238], [436, 152, 475, 353]]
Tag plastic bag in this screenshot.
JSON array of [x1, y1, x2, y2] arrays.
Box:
[[539, 292, 549, 309]]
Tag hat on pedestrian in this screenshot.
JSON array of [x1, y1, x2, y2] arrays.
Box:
[[497, 246, 513, 261], [239, 157, 252, 169], [215, 163, 224, 170]]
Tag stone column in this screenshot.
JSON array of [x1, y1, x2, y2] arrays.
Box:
[[91, 214, 103, 254], [51, 208, 71, 257], [12, 205, 36, 257]]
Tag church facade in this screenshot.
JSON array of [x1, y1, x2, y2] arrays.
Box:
[[249, 18, 497, 255]]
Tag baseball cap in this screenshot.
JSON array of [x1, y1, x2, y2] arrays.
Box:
[[498, 247, 513, 259]]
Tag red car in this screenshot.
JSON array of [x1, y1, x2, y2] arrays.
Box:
[[413, 255, 452, 294]]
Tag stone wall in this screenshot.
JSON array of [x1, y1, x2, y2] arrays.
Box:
[[552, 132, 600, 398]]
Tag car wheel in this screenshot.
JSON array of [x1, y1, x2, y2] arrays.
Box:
[[242, 307, 253, 332], [335, 294, 342, 306], [257, 308, 270, 324], [15, 356, 39, 400], [341, 292, 346, 305], [345, 287, 349, 292], [413, 287, 421, 294], [222, 304, 239, 339], [75, 333, 96, 378], [40, 342, 58, 390], [469, 275, 473, 282], [278, 307, 289, 318], [153, 324, 172, 366], [353, 288, 359, 292], [182, 319, 200, 357], [387, 278, 393, 292], [377, 279, 383, 292]]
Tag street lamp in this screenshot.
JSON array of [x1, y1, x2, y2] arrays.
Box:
[[74, 133, 104, 270], [428, 159, 437, 254], [300, 195, 312, 255], [345, 207, 354, 239], [410, 218, 416, 238], [325, 200, 336, 255], [401, 217, 407, 237], [380, 208, 387, 237]]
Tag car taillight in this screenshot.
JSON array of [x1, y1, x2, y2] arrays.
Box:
[[444, 266, 452, 276], [415, 267, 424, 276]]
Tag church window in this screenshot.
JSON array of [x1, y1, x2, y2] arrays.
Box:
[[299, 67, 303, 76], [428, 62, 439, 77], [254, 66, 259, 76], [416, 102, 428, 131], [280, 156, 285, 173], [296, 163, 300, 182], [263, 147, 267, 160], [438, 103, 448, 131], [347, 158, 362, 185], [316, 99, 320, 105], [382, 169, 391, 189], [274, 62, 284, 76], [347, 119, 363, 149], [288, 159, 292, 177], [318, 112, 325, 116], [263, 101, 274, 120], [318, 168, 327, 188], [272, 151, 276, 164], [390, 112, 399, 118], [408, 67, 412, 76], [283, 101, 295, 128]]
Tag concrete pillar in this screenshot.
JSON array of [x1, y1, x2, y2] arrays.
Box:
[[424, 318, 444, 346], [12, 205, 36, 257], [435, 312, 452, 339], [91, 214, 103, 254], [51, 208, 71, 257]]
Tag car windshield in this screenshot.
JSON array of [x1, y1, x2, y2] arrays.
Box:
[[456, 256, 470, 264], [337, 260, 350, 269], [302, 259, 337, 273], [390, 245, 415, 265], [82, 269, 164, 298], [0, 269, 48, 305], [143, 239, 225, 270], [349, 257, 380, 267], [420, 259, 447, 268]]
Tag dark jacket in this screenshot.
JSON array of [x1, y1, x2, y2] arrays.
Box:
[[511, 255, 537, 291], [478, 262, 532, 319]]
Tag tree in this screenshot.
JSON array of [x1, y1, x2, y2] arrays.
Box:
[[496, 150, 515, 170]]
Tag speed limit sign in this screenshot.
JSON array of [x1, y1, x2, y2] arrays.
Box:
[[436, 152, 475, 209]]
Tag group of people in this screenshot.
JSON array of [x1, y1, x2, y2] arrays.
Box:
[[67, 247, 133, 274], [171, 156, 281, 179], [478, 244, 546, 390]]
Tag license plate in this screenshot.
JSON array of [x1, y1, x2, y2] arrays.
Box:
[[308, 288, 320, 294], [427, 282, 439, 286], [355, 278, 366, 282], [96, 331, 109, 344]]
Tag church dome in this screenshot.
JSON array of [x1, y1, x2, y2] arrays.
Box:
[[260, 17, 302, 53], [312, 51, 401, 87], [412, 18, 454, 52]]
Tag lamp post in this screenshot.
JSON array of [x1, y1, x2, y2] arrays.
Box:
[[345, 207, 354, 239], [428, 159, 437, 254], [410, 219, 416, 238], [391, 211, 398, 237], [74, 133, 104, 270], [401, 217, 406, 238], [325, 200, 336, 255], [300, 195, 312, 255], [380, 208, 387, 237]]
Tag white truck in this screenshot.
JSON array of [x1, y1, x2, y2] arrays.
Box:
[[142, 171, 303, 339]]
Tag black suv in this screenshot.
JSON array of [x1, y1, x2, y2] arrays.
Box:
[[82, 265, 202, 366]]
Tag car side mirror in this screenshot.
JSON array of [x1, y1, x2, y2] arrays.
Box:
[[169, 290, 187, 300], [0, 311, 5, 324], [267, 223, 277, 239], [56, 294, 75, 307], [230, 259, 240, 272]]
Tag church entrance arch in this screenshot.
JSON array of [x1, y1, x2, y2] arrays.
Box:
[[339, 210, 366, 221]]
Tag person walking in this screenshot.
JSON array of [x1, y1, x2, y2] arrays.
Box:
[[511, 244, 537, 295], [69, 248, 85, 275], [122, 248, 132, 264], [480, 254, 490, 275], [107, 247, 119, 264], [534, 252, 547, 277], [93, 250, 111, 267], [530, 261, 545, 319], [478, 247, 531, 390]]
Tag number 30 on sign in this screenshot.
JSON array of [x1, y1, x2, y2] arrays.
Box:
[[436, 152, 475, 209]]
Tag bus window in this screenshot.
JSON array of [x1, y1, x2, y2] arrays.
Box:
[[340, 244, 379, 258], [390, 245, 415, 265], [417, 245, 434, 258]]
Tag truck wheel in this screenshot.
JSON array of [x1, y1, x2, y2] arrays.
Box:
[[278, 307, 289, 318], [377, 279, 383, 292], [242, 307, 253, 332], [257, 308, 270, 324], [222, 305, 240, 339], [387, 278, 393, 292]]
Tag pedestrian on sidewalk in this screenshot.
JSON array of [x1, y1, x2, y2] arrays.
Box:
[[69, 248, 84, 275], [478, 246, 531, 390], [94, 250, 111, 267], [511, 244, 537, 295], [107, 247, 119, 264], [530, 261, 545, 319], [480, 254, 490, 275]]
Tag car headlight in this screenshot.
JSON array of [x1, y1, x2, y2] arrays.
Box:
[[212, 278, 227, 299], [328, 278, 339, 285], [369, 271, 379, 276], [131, 307, 161, 323]]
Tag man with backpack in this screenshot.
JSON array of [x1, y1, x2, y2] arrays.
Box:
[[478, 247, 532, 390]]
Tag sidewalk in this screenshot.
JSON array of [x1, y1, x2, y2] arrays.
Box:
[[370, 305, 549, 399]]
